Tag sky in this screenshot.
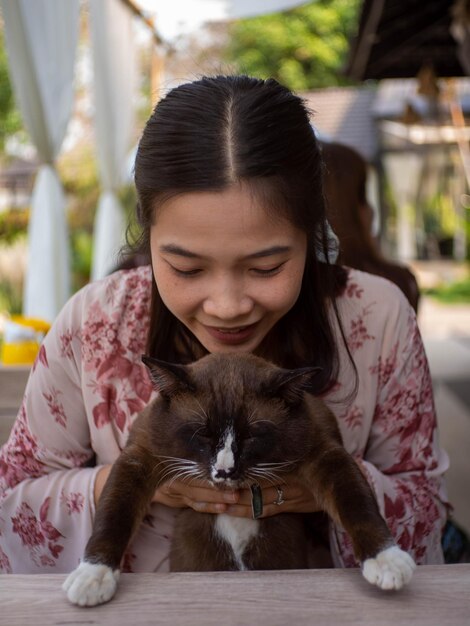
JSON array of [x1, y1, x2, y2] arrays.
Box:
[[136, 0, 309, 42]]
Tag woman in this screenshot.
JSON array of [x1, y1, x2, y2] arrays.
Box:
[[321, 141, 420, 312], [0, 76, 448, 573]]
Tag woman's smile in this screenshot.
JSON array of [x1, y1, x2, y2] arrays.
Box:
[[200, 322, 260, 346]]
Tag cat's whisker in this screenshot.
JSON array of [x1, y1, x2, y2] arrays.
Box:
[[153, 462, 196, 475], [249, 470, 283, 485], [189, 424, 207, 443], [179, 472, 205, 486], [257, 460, 298, 468], [157, 463, 200, 483], [245, 471, 279, 487], [156, 455, 198, 463], [186, 409, 207, 423], [194, 397, 209, 422], [166, 467, 205, 488]]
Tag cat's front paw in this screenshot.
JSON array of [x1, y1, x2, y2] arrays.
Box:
[[362, 546, 416, 590], [62, 561, 120, 606]]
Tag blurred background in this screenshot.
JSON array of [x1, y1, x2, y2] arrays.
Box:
[[0, 0, 469, 536]]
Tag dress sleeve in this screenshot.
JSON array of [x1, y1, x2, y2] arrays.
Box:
[[0, 291, 101, 573], [329, 288, 449, 567]]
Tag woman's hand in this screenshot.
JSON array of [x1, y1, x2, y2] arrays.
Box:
[[223, 475, 322, 518], [95, 465, 321, 518], [153, 478, 238, 513], [152, 474, 322, 518]]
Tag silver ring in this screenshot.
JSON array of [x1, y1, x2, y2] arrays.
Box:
[[274, 485, 284, 506]]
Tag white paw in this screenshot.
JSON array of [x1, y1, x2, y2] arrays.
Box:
[[362, 546, 416, 590], [62, 561, 120, 606]]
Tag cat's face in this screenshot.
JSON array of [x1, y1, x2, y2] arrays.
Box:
[[143, 353, 319, 489]]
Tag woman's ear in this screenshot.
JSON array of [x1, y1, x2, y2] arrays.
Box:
[[141, 356, 194, 397]]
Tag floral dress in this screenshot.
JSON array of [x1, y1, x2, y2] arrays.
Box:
[[0, 266, 449, 573]]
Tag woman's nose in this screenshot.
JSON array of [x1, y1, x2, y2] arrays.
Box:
[[202, 278, 254, 321]]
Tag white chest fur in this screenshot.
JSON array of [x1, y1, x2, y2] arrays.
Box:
[[215, 515, 260, 570]]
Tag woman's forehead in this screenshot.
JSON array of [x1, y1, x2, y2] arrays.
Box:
[[151, 186, 304, 247]]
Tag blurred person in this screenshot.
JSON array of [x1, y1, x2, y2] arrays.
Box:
[[321, 141, 420, 312]]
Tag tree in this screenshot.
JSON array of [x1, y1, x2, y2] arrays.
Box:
[[0, 27, 23, 151], [225, 0, 361, 91]]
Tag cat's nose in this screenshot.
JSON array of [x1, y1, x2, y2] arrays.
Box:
[[213, 468, 235, 480]]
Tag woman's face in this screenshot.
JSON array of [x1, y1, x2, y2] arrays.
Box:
[[150, 184, 307, 354]]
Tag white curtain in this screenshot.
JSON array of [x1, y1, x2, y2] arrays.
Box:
[[0, 0, 79, 322], [89, 0, 137, 280]]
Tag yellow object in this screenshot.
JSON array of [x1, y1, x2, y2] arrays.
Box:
[[1, 316, 51, 366]]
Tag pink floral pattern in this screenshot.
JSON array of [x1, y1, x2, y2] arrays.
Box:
[[42, 388, 67, 428], [0, 405, 43, 491], [59, 329, 78, 359], [60, 490, 85, 515], [32, 345, 48, 372], [0, 266, 449, 573], [345, 280, 364, 299], [11, 498, 64, 567], [347, 304, 376, 353], [342, 405, 363, 430], [0, 545, 12, 573]]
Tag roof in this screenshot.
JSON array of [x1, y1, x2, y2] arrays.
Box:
[[345, 0, 468, 80], [302, 77, 470, 160], [301, 87, 379, 162]]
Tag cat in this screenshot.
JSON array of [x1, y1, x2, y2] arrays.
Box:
[[63, 353, 415, 606]]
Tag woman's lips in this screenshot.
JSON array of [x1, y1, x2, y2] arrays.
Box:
[[203, 322, 259, 345]]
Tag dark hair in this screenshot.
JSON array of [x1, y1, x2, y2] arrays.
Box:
[[131, 75, 350, 394], [321, 141, 420, 312]]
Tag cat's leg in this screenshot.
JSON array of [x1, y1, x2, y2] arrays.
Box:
[[362, 545, 415, 590], [299, 449, 415, 590], [63, 448, 157, 606], [62, 562, 120, 607]]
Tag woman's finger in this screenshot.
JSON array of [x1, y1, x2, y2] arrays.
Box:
[[156, 479, 239, 508]]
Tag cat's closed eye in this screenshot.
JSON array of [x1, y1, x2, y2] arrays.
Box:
[[247, 421, 276, 439], [192, 428, 211, 441], [177, 423, 211, 444]]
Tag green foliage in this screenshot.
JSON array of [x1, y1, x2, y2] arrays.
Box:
[[225, 0, 361, 90], [70, 229, 93, 293], [423, 274, 470, 304], [0, 278, 22, 315], [0, 28, 23, 150], [0, 208, 29, 244], [422, 192, 457, 238]]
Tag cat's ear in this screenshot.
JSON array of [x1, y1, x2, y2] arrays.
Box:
[[142, 355, 194, 397], [268, 367, 323, 405]]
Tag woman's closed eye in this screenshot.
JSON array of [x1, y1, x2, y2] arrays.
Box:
[[171, 266, 203, 277], [250, 263, 285, 276], [170, 263, 286, 278]]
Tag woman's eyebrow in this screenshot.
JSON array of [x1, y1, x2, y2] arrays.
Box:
[[159, 244, 201, 258], [159, 244, 292, 260], [245, 245, 292, 259]]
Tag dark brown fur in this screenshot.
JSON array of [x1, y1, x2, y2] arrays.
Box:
[[84, 353, 394, 571]]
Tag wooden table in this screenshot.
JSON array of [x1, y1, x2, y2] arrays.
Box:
[[0, 565, 469, 626]]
